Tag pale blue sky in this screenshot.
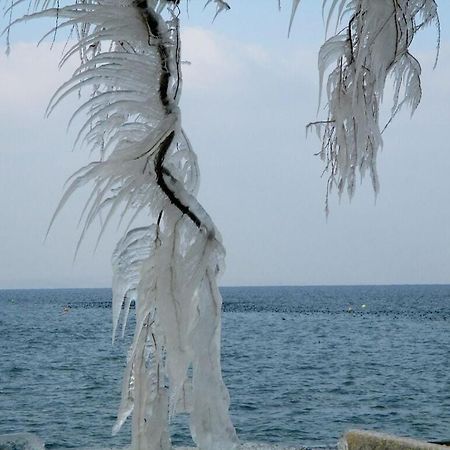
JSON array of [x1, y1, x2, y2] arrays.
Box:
[[1, 1, 450, 288]]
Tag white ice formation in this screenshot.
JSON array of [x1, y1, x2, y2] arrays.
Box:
[[3, 1, 440, 449], [309, 0, 439, 212], [0, 434, 335, 450], [0, 433, 45, 450], [7, 1, 239, 449]]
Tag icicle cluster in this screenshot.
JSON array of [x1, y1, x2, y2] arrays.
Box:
[[7, 0, 440, 449], [2, 1, 305, 449], [309, 0, 439, 211], [7, 1, 239, 449]]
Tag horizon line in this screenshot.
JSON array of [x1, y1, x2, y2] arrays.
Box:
[[1, 282, 450, 291]]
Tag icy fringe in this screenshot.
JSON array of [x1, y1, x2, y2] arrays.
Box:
[[308, 0, 439, 213], [6, 1, 239, 449], [3, 1, 304, 449]]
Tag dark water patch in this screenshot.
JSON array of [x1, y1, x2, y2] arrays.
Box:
[[65, 301, 114, 309]]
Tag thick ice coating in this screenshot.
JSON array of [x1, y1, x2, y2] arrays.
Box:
[[6, 0, 239, 449]]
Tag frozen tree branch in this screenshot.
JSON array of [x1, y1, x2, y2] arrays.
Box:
[[2, 1, 443, 449], [5, 1, 242, 449], [309, 0, 439, 213]]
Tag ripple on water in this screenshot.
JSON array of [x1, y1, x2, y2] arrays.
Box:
[[1, 285, 450, 448]]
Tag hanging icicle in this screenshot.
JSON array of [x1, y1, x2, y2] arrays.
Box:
[[308, 0, 439, 212], [6, 1, 239, 449], [4, 0, 441, 449]]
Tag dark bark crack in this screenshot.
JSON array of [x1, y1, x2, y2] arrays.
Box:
[[134, 0, 202, 229]]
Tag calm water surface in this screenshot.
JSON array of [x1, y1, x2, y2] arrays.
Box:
[[1, 285, 449, 448]]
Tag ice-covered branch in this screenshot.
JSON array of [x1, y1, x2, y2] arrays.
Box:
[[309, 0, 439, 212], [6, 1, 238, 449]]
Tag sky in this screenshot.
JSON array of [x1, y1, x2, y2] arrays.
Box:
[[1, 1, 450, 288]]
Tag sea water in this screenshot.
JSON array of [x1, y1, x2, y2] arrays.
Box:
[[1, 285, 449, 449]]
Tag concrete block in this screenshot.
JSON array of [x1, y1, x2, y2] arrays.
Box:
[[340, 430, 449, 450]]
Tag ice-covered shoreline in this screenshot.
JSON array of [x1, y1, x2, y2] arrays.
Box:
[[0, 434, 336, 450], [4, 432, 450, 450]]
